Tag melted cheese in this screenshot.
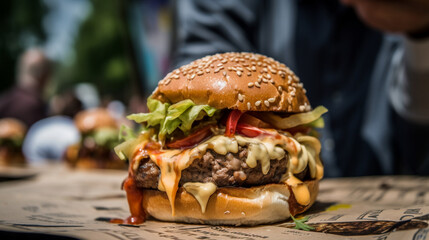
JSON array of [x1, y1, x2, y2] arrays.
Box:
[[183, 182, 217, 213], [133, 130, 323, 215], [285, 174, 311, 206]]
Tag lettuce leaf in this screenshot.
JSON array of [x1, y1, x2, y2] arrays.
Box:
[[127, 98, 219, 142], [118, 125, 137, 141], [127, 97, 170, 127]]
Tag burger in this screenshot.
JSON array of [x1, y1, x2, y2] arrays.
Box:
[[65, 108, 127, 169], [115, 52, 327, 225], [0, 118, 27, 166]]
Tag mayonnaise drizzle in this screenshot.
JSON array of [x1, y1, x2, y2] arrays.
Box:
[[133, 130, 323, 214]]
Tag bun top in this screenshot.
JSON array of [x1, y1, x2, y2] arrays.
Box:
[[0, 118, 26, 139], [152, 52, 311, 112], [74, 108, 117, 133]]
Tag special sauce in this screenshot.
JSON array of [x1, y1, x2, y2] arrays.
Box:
[[111, 129, 322, 225], [110, 142, 162, 225]]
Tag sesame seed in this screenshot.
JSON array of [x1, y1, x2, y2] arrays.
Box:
[[299, 105, 306, 111], [197, 71, 203, 76], [268, 97, 275, 103], [221, 59, 228, 64], [264, 100, 270, 107], [247, 72, 251, 76], [270, 79, 275, 84], [191, 74, 195, 79], [288, 75, 292, 81], [175, 70, 180, 74], [251, 66, 256, 71], [226, 75, 231, 81], [217, 63, 223, 67], [255, 82, 261, 88], [214, 68, 220, 73], [236, 71, 242, 77], [248, 82, 254, 88], [266, 73, 271, 79], [262, 78, 268, 83], [303, 88, 307, 93], [262, 68, 268, 73], [247, 102, 251, 110], [290, 91, 296, 97], [173, 75, 179, 79], [206, 69, 210, 73], [238, 93, 243, 102], [255, 100, 261, 107], [223, 71, 227, 76], [278, 86, 283, 92]]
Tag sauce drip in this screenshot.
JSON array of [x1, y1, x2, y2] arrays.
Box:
[[112, 127, 323, 224], [110, 176, 145, 224], [110, 141, 162, 225]]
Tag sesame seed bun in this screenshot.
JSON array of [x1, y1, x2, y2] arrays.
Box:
[[0, 118, 26, 139], [74, 108, 117, 133], [152, 52, 311, 112], [142, 180, 319, 226]]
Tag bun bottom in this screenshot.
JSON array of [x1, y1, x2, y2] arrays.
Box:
[[142, 180, 319, 226]]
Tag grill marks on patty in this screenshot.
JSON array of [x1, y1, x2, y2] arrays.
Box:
[[134, 146, 289, 189]]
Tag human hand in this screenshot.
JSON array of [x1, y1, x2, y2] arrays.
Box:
[[341, 0, 429, 38]]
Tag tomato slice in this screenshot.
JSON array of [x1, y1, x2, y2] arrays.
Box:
[[236, 123, 267, 137], [225, 110, 244, 137], [166, 125, 213, 149]]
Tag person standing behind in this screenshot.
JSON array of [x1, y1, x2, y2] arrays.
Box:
[[0, 48, 52, 126], [171, 0, 429, 177]]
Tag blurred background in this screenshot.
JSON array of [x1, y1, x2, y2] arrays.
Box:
[[0, 0, 174, 166], [1, 0, 172, 111]]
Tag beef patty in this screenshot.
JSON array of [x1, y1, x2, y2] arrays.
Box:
[[134, 146, 295, 189]]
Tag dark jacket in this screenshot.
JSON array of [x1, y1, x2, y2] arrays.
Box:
[[172, 0, 429, 177]]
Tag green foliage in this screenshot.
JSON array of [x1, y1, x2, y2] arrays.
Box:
[[0, 0, 47, 92], [291, 215, 315, 231], [59, 0, 133, 101]]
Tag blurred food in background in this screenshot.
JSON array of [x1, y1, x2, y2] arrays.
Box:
[[0, 118, 27, 166], [64, 108, 128, 170], [0, 0, 173, 165]]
